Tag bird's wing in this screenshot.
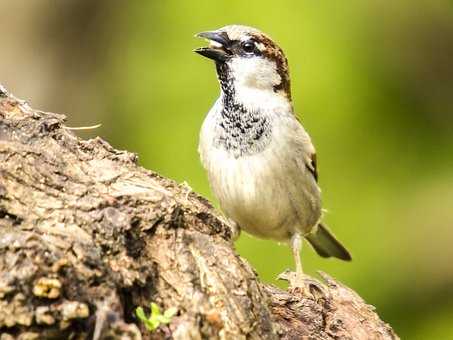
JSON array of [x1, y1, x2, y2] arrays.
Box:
[[293, 115, 318, 182], [307, 152, 318, 182]]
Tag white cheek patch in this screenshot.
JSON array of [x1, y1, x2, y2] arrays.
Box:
[[229, 57, 281, 90], [227, 57, 289, 112]]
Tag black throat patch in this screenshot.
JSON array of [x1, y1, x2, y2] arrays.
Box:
[[213, 63, 272, 158]]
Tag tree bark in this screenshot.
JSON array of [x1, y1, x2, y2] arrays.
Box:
[[0, 86, 399, 340]]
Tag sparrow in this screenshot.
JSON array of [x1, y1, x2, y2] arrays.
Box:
[[194, 25, 351, 289]]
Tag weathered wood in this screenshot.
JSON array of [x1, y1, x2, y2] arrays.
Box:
[[0, 86, 399, 339]]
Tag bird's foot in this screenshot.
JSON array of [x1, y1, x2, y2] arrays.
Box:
[[180, 181, 193, 202], [277, 269, 327, 299]]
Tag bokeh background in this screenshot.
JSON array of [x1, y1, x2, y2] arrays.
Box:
[[2, 1, 453, 338]]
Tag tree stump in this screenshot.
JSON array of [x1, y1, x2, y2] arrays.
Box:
[[0, 86, 399, 339]]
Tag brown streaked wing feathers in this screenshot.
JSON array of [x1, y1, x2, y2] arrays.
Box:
[[308, 153, 318, 182], [294, 115, 318, 182]]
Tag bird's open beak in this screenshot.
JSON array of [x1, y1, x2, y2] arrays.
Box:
[[194, 31, 231, 62]]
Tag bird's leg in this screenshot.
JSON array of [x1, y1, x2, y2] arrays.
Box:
[[277, 232, 306, 289], [291, 232, 305, 290], [279, 233, 307, 291], [277, 232, 328, 297]]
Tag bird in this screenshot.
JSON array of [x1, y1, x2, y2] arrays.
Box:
[[194, 25, 351, 290]]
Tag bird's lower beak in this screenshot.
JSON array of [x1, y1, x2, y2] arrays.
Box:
[[194, 31, 231, 62]]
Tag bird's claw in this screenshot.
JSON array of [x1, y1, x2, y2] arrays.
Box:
[[277, 269, 328, 299]]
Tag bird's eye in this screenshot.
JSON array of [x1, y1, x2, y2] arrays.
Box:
[[242, 41, 255, 53]]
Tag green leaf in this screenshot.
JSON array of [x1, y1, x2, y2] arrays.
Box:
[[149, 318, 159, 330], [164, 307, 177, 319], [150, 302, 160, 316], [135, 303, 177, 332], [136, 307, 154, 331], [135, 307, 147, 322], [156, 314, 169, 324]]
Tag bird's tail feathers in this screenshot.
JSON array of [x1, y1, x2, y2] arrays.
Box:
[[306, 223, 352, 261]]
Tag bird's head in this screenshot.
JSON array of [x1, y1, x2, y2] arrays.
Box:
[[195, 25, 292, 109]]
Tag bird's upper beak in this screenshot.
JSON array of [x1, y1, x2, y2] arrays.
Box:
[[194, 30, 232, 62]]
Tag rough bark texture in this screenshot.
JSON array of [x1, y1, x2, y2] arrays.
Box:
[[0, 86, 399, 340]]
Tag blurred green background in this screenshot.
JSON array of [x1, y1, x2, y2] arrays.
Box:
[[2, 1, 453, 338]]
